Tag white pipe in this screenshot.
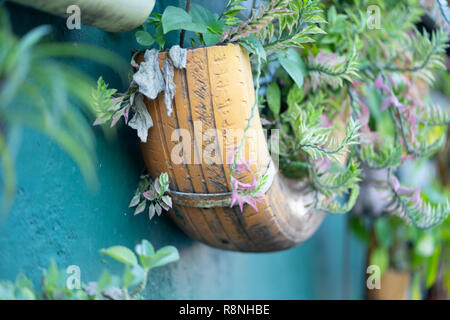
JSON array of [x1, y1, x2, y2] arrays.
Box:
[[11, 0, 155, 33]]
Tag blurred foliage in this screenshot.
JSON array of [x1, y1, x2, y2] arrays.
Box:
[[0, 239, 179, 300], [0, 5, 128, 219]]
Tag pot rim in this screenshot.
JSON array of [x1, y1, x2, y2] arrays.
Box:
[[133, 42, 237, 56]]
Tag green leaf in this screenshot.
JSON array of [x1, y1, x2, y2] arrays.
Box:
[[239, 35, 266, 61], [161, 195, 172, 209], [266, 82, 281, 117], [16, 274, 33, 291], [277, 48, 307, 89], [155, 203, 162, 216], [135, 239, 155, 262], [15, 274, 35, 300], [415, 233, 435, 257], [189, 4, 224, 47], [370, 247, 389, 275], [129, 194, 140, 208], [286, 84, 303, 109], [135, 31, 155, 46], [100, 246, 138, 267], [152, 246, 180, 268], [161, 6, 208, 34], [425, 246, 441, 288], [374, 218, 392, 249], [134, 201, 146, 216], [122, 265, 145, 288], [0, 282, 16, 300], [412, 273, 422, 300], [43, 260, 60, 288], [160, 172, 169, 185], [155, 24, 166, 50], [190, 3, 219, 26], [140, 246, 179, 270], [97, 269, 113, 293], [203, 31, 222, 46], [148, 203, 156, 220], [349, 217, 370, 243]]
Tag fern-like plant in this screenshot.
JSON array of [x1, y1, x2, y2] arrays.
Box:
[[261, 0, 450, 226]]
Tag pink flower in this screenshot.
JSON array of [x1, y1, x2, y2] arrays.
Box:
[[229, 176, 266, 213], [227, 148, 254, 174], [227, 148, 266, 213], [315, 158, 331, 175], [232, 177, 257, 190], [261, 118, 275, 125], [381, 95, 401, 111], [375, 76, 390, 93], [320, 114, 332, 127], [231, 191, 245, 212], [375, 76, 404, 111]]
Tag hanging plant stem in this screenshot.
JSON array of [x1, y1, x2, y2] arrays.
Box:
[[179, 0, 192, 48], [229, 50, 262, 183]]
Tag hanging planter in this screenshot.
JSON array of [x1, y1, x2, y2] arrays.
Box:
[[135, 44, 324, 252], [11, 0, 155, 32]]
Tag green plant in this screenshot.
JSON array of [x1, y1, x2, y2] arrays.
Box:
[[133, 0, 326, 85], [129, 172, 172, 220], [0, 5, 127, 218], [260, 0, 450, 224], [0, 239, 179, 300], [351, 206, 449, 299]]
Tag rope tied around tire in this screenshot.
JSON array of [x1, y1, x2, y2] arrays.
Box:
[[168, 160, 276, 209]]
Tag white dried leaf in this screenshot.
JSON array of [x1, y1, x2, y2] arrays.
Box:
[[162, 56, 176, 117], [132, 49, 164, 100], [128, 94, 153, 142], [169, 45, 187, 69]]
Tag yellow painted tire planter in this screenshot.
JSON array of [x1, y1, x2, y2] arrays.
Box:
[[137, 44, 324, 252]]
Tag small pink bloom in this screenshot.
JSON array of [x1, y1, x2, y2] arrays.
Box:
[[375, 76, 390, 93], [231, 191, 239, 208], [244, 196, 258, 212], [261, 118, 275, 125], [320, 114, 332, 127], [237, 195, 244, 212]]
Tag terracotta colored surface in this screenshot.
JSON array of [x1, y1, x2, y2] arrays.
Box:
[[137, 44, 324, 252], [367, 269, 411, 300]]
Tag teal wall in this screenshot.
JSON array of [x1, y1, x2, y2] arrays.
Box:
[[0, 1, 366, 299]]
